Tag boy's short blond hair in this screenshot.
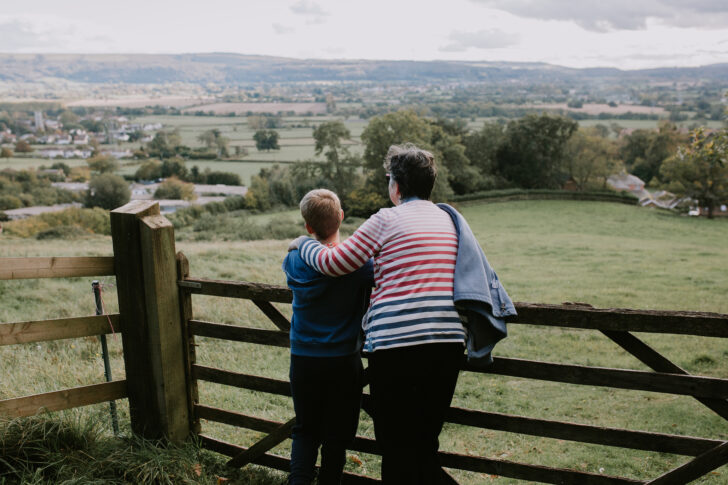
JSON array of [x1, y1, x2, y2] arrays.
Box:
[[299, 189, 342, 239]]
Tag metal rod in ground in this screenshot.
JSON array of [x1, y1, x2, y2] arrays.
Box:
[[93, 280, 120, 435]]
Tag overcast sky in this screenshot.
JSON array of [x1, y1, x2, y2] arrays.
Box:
[[1, 0, 727, 69]]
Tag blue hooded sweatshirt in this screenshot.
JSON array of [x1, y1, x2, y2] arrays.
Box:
[[282, 249, 374, 357]]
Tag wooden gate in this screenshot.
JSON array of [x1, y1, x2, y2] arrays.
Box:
[[177, 264, 728, 484]]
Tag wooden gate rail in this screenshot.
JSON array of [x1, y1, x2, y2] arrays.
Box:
[[179, 277, 728, 484], [0, 381, 127, 418], [0, 314, 121, 346], [0, 255, 127, 421], [0, 257, 115, 280], [196, 408, 643, 485], [192, 363, 724, 457]]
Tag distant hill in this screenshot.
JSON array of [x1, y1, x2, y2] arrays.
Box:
[[1, 53, 727, 85]]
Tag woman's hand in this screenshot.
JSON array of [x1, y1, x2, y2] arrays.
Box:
[[288, 235, 310, 252]]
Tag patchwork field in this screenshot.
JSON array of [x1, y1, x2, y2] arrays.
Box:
[[1, 200, 727, 483]]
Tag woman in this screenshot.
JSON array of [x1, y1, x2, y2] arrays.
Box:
[[293, 144, 465, 484]]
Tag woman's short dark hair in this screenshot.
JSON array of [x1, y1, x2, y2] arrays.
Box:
[[383, 144, 437, 200]]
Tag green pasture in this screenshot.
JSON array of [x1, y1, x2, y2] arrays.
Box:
[[1, 200, 727, 483]]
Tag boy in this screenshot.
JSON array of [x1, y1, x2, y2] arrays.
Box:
[[282, 189, 374, 485]]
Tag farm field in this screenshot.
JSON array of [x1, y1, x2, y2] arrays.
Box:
[[466, 117, 725, 132], [1, 200, 727, 483]]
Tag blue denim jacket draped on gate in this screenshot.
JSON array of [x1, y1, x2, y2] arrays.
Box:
[[438, 203, 517, 366]]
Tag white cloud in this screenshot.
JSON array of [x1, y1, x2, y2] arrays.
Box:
[[440, 29, 520, 52], [471, 0, 728, 32], [290, 0, 329, 24], [272, 23, 294, 35]]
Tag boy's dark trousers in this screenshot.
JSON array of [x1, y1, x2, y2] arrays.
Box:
[[368, 342, 464, 485], [289, 353, 363, 485]]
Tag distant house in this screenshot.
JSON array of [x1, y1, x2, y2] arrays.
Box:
[[56, 135, 72, 145], [607, 173, 645, 193], [73, 134, 89, 145], [562, 178, 578, 191]]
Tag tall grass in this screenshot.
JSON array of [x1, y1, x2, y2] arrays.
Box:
[[0, 415, 285, 484]]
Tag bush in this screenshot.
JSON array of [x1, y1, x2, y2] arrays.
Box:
[[36, 225, 91, 239], [0, 194, 22, 210], [87, 154, 119, 174], [154, 176, 196, 200], [3, 207, 110, 238], [134, 160, 163, 181], [85, 174, 130, 210], [0, 147, 13, 158]]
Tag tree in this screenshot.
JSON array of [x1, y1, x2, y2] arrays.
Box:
[[87, 154, 119, 174], [0, 147, 12, 158], [313, 121, 360, 195], [147, 130, 182, 159], [50, 162, 71, 177], [134, 160, 163, 181], [360, 110, 454, 202], [463, 121, 505, 190], [197, 129, 229, 157], [161, 158, 189, 180], [564, 128, 621, 190], [85, 174, 130, 210], [619, 122, 684, 185], [496, 114, 578, 189], [15, 140, 33, 153], [661, 128, 728, 219], [253, 130, 280, 151], [59, 110, 81, 130], [154, 177, 196, 200]]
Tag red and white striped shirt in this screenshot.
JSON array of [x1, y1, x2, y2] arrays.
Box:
[[299, 198, 466, 352]]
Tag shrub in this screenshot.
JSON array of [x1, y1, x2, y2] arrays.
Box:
[[14, 140, 33, 153], [134, 160, 163, 181], [3, 207, 110, 238], [87, 154, 119, 174], [0, 194, 22, 210], [154, 176, 196, 200], [85, 173, 131, 210], [0, 147, 12, 158], [36, 225, 91, 239]]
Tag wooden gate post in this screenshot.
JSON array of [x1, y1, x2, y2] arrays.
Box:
[[110, 200, 190, 443]]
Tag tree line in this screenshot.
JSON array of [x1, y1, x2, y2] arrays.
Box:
[[243, 110, 726, 218]]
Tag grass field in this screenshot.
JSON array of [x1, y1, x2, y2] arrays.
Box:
[[1, 200, 727, 483]]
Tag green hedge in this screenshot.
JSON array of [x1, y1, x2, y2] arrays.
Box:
[[449, 189, 638, 205]]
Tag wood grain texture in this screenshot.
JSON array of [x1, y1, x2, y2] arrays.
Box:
[[139, 212, 189, 443], [472, 357, 728, 399], [0, 257, 114, 280], [0, 381, 127, 418], [226, 417, 296, 468], [645, 441, 728, 485], [514, 303, 728, 338], [177, 252, 200, 434], [111, 200, 160, 438], [0, 314, 120, 346], [189, 321, 290, 347], [603, 330, 728, 421], [179, 278, 292, 303], [199, 434, 379, 484], [178, 280, 728, 337]]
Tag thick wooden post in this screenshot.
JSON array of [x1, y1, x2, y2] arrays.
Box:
[[110, 200, 190, 443]]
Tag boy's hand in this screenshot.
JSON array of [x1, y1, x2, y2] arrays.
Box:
[[288, 235, 309, 252]]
